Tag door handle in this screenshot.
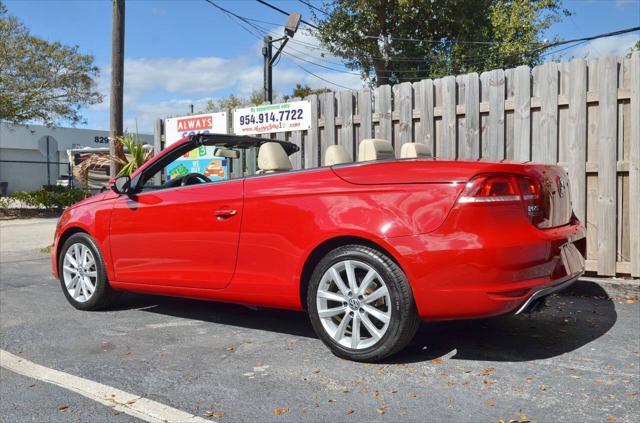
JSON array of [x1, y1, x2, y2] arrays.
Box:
[[215, 209, 237, 219]]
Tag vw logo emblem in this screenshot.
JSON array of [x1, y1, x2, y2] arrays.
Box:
[[348, 298, 360, 310], [557, 177, 567, 198]]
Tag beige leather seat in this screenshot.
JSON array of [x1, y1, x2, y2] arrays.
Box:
[[400, 142, 431, 159], [358, 138, 395, 162], [324, 145, 352, 166], [257, 142, 293, 174]]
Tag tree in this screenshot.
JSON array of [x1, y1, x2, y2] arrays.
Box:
[[204, 88, 270, 112], [627, 39, 640, 58], [282, 84, 331, 101], [313, 0, 569, 85], [0, 1, 102, 125]]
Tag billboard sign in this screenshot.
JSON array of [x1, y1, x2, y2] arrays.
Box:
[[164, 112, 228, 181], [233, 100, 311, 135]]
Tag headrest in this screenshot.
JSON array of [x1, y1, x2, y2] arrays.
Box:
[[400, 142, 431, 158], [257, 142, 292, 173], [324, 145, 352, 166], [358, 138, 395, 162]]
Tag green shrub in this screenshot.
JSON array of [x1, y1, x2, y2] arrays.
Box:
[[9, 186, 88, 210]]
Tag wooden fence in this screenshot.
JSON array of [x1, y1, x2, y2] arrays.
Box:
[[162, 54, 640, 277]]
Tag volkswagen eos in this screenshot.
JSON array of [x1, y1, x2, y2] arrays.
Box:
[[52, 134, 585, 361]]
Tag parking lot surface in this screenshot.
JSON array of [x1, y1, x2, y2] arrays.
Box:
[[1, 218, 639, 422]]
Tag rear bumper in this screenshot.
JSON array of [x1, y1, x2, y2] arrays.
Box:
[[386, 210, 586, 320], [513, 270, 582, 315]]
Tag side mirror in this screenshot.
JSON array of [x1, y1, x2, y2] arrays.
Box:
[[111, 175, 131, 195]]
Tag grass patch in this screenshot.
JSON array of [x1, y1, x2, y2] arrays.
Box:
[[40, 245, 52, 254]]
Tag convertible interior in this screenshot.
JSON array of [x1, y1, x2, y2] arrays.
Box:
[[142, 134, 433, 191]]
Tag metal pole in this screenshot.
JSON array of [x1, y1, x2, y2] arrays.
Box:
[[153, 118, 163, 185], [46, 136, 51, 185], [263, 35, 273, 103], [110, 0, 125, 177]]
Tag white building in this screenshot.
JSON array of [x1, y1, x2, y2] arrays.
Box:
[[0, 123, 152, 194]]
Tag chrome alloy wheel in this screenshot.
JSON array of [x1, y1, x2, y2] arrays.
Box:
[[316, 260, 392, 350], [62, 243, 97, 303]]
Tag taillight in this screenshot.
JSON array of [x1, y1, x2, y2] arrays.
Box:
[[457, 174, 521, 204], [457, 173, 545, 226], [517, 176, 545, 226]]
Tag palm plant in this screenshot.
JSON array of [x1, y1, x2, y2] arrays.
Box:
[[73, 133, 153, 187]]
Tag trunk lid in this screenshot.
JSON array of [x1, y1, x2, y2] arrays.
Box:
[[332, 159, 573, 228], [524, 164, 573, 228]]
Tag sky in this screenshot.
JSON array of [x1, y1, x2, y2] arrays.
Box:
[[4, 0, 640, 133]]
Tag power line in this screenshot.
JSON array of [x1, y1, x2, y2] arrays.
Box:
[[529, 25, 640, 54], [207, 2, 567, 64], [297, 0, 327, 16], [361, 35, 540, 45], [285, 59, 359, 91], [362, 25, 640, 47], [255, 0, 319, 30], [205, 1, 639, 83]]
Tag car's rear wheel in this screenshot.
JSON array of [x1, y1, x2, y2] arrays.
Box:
[[307, 244, 419, 362], [58, 233, 120, 310]]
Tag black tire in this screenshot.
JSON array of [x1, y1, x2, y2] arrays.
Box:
[[58, 233, 120, 310], [307, 244, 420, 362]]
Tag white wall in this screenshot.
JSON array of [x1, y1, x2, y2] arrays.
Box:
[[0, 123, 152, 194]]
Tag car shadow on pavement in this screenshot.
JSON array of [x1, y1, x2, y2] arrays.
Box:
[[109, 281, 617, 364], [391, 282, 618, 364], [112, 292, 317, 338]]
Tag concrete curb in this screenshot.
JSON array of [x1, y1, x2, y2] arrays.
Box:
[[567, 277, 639, 299]]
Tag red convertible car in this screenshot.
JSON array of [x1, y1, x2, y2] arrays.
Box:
[[52, 134, 585, 361]]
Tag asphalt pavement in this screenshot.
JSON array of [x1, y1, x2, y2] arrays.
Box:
[[0, 218, 639, 422]]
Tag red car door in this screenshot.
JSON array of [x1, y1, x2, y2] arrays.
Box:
[[108, 179, 243, 289]]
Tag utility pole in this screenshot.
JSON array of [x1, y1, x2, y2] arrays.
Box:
[[110, 0, 125, 177], [262, 36, 273, 103], [262, 12, 301, 104]]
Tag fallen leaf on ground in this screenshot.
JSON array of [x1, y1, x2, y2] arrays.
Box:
[[274, 408, 289, 416], [225, 344, 234, 352], [478, 367, 496, 377], [312, 369, 320, 374], [484, 400, 495, 408], [328, 399, 336, 403], [345, 409, 354, 415], [126, 399, 137, 405], [607, 416, 617, 422], [376, 406, 386, 414], [58, 405, 68, 412], [484, 379, 496, 386], [203, 411, 225, 418], [389, 389, 397, 394], [408, 392, 417, 397], [431, 358, 443, 365], [341, 389, 350, 394], [373, 389, 380, 397]]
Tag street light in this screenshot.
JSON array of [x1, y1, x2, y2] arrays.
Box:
[[263, 12, 301, 103]]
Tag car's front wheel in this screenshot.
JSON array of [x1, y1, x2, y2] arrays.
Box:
[[307, 244, 420, 362], [58, 233, 120, 310]]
